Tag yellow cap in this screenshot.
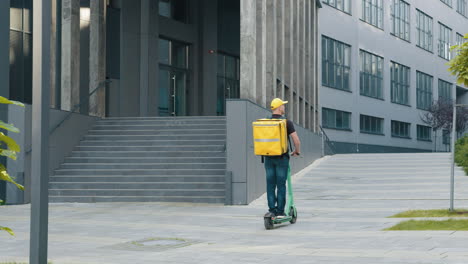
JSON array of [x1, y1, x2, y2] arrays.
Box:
[[270, 98, 288, 110]]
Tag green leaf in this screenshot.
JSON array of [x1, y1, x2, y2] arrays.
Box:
[[0, 132, 20, 153], [0, 150, 17, 160], [0, 226, 15, 236], [0, 164, 24, 191], [0, 96, 24, 107], [0, 121, 19, 133]]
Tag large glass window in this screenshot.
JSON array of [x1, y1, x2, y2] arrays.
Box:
[[9, 0, 33, 105], [438, 79, 453, 101], [391, 0, 410, 42], [360, 50, 383, 99], [416, 71, 433, 110], [159, 0, 189, 23], [390, 61, 410, 105], [417, 125, 432, 141], [322, 108, 352, 130], [441, 0, 453, 7], [360, 115, 384, 135], [322, 0, 351, 14], [416, 10, 433, 52], [159, 38, 189, 69], [392, 120, 411, 138], [322, 36, 351, 91], [457, 33, 466, 45], [217, 53, 240, 116], [458, 0, 467, 16], [362, 0, 383, 29], [438, 23, 452, 60]]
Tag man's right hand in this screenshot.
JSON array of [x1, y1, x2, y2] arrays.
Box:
[[291, 151, 300, 157]]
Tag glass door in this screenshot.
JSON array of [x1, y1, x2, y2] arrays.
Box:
[[217, 53, 240, 115], [159, 68, 187, 116]]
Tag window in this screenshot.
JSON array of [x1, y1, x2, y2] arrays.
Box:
[[360, 115, 384, 135], [441, 0, 453, 7], [416, 71, 433, 110], [9, 0, 33, 105], [416, 10, 433, 52], [392, 120, 411, 138], [438, 23, 452, 60], [322, 108, 352, 130], [390, 62, 410, 105], [158, 38, 189, 69], [458, 0, 467, 16], [159, 0, 189, 23], [391, 0, 410, 42], [438, 79, 453, 101], [322, 36, 351, 91], [217, 53, 240, 115], [417, 125, 432, 141], [362, 0, 383, 29], [360, 50, 383, 99], [456, 33, 466, 45], [322, 0, 351, 14], [443, 129, 451, 145]]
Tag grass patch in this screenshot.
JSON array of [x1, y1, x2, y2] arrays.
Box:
[[389, 209, 468, 218], [384, 219, 468, 231]]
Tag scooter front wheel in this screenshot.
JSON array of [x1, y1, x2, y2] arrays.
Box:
[[264, 217, 274, 230], [290, 207, 297, 224]]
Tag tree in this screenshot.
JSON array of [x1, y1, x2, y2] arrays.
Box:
[[421, 99, 468, 151], [0, 96, 24, 236], [448, 33, 468, 86]]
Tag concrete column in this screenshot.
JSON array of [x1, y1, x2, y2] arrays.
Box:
[[240, 0, 256, 102], [201, 0, 218, 115], [314, 2, 319, 132], [147, 0, 159, 116], [256, 0, 266, 107], [276, 0, 284, 99], [61, 0, 80, 112], [0, 0, 9, 98], [89, 0, 106, 117], [266, 0, 277, 104], [301, 0, 306, 127], [305, 0, 310, 129], [50, 1, 57, 108], [139, 0, 149, 117]]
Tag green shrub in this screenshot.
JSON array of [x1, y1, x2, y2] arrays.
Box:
[[455, 135, 468, 175]]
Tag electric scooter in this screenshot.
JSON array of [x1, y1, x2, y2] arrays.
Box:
[[264, 166, 297, 230]]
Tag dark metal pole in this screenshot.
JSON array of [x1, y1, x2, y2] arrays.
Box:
[[30, 0, 51, 263]]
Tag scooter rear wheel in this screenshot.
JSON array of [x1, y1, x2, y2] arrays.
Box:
[[264, 217, 274, 230], [290, 207, 297, 224]]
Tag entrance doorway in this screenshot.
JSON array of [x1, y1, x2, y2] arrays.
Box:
[[158, 38, 190, 116], [217, 52, 240, 115]]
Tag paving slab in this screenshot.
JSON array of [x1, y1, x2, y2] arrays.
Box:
[[1, 153, 468, 263]]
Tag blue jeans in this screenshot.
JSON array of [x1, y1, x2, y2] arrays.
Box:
[[264, 156, 289, 214]]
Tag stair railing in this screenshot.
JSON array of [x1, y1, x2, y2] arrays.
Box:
[[26, 80, 112, 154], [319, 125, 336, 156]]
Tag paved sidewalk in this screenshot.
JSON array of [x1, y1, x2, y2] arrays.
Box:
[[2, 153, 468, 264]]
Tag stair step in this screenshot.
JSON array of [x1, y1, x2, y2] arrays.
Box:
[[64, 157, 226, 164], [92, 124, 226, 130], [83, 134, 226, 141], [49, 182, 224, 189], [79, 140, 225, 146], [87, 129, 226, 136], [49, 196, 225, 203], [74, 145, 225, 152], [50, 175, 225, 183], [95, 120, 226, 126], [70, 151, 226, 158], [54, 169, 225, 176], [59, 163, 226, 170], [49, 189, 225, 197]]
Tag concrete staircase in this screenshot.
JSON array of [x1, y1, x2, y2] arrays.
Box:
[[49, 116, 226, 203]]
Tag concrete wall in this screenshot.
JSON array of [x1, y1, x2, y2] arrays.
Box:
[[226, 99, 322, 205], [5, 105, 98, 204], [319, 0, 468, 153]]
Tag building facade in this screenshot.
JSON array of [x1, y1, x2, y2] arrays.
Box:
[[0, 0, 322, 204], [319, 0, 468, 153]]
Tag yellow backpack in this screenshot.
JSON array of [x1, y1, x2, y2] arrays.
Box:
[[252, 119, 288, 156]]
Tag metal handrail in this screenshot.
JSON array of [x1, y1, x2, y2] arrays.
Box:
[[319, 125, 336, 155], [26, 79, 112, 154]]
